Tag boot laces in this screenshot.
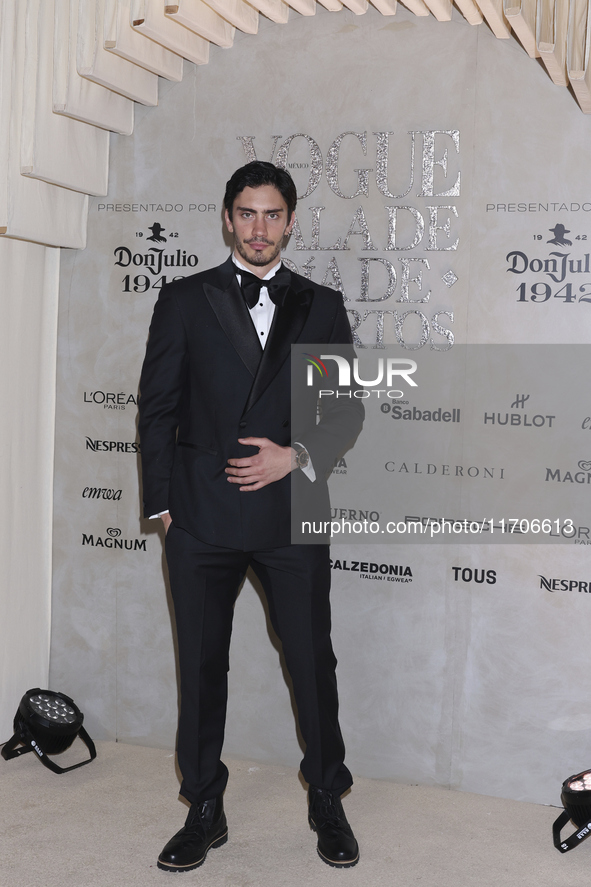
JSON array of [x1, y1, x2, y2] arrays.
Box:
[[314, 793, 343, 828], [185, 800, 213, 835]]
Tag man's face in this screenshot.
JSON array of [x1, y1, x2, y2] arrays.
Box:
[[225, 184, 294, 276]]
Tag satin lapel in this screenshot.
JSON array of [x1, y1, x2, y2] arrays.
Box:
[[203, 268, 261, 377], [243, 281, 313, 414]]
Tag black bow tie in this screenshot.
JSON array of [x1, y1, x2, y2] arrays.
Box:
[[238, 268, 291, 309]]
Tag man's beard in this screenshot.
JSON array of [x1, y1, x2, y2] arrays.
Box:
[[234, 236, 282, 268]]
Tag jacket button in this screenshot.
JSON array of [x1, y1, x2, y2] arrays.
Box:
[[239, 421, 247, 428]]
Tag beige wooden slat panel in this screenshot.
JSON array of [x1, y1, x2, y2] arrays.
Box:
[[105, 0, 184, 79], [537, 0, 568, 85], [317, 0, 343, 11], [398, 0, 430, 16], [284, 0, 316, 13], [0, 0, 14, 222], [131, 0, 209, 64], [368, 0, 396, 12], [0, 0, 88, 248], [477, 0, 511, 36], [22, 0, 109, 196], [423, 0, 452, 20], [169, 0, 258, 33], [244, 0, 289, 24], [0, 237, 58, 743], [454, 0, 482, 24], [504, 0, 539, 56], [567, 0, 591, 112], [164, 1, 236, 44], [340, 0, 368, 13], [78, 0, 159, 104], [54, 0, 134, 134]]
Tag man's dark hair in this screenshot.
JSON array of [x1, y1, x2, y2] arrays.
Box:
[[224, 161, 297, 220]]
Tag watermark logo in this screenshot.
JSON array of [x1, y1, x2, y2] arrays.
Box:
[[306, 354, 418, 399], [303, 353, 329, 380]]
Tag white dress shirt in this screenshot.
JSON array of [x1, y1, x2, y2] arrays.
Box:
[[232, 255, 278, 348]]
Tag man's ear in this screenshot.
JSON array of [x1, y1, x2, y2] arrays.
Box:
[[285, 211, 295, 236], [224, 208, 234, 234]]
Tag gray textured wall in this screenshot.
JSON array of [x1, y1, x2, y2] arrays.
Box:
[[51, 8, 591, 806]]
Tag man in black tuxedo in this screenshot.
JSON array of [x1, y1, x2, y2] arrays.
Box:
[[138, 162, 363, 873]]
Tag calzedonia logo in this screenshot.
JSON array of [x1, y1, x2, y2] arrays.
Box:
[[82, 527, 146, 552], [304, 353, 418, 400], [331, 559, 412, 582], [85, 437, 140, 454]]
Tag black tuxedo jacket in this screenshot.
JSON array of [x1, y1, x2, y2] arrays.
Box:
[[138, 256, 363, 550]]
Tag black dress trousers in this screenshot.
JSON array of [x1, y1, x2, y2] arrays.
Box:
[[164, 524, 353, 804]]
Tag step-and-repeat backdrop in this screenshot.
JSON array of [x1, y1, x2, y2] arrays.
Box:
[[51, 9, 591, 805]]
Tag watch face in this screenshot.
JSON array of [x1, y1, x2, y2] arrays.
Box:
[[297, 450, 310, 468]]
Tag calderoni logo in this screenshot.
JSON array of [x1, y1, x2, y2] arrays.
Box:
[[330, 558, 413, 582], [385, 461, 505, 479], [545, 460, 591, 484], [82, 487, 122, 501], [539, 575, 591, 593], [82, 527, 146, 552], [84, 391, 138, 411], [85, 437, 140, 454]]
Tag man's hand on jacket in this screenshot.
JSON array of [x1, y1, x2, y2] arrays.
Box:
[[226, 437, 294, 491]]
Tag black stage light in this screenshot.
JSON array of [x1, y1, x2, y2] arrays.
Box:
[[1, 688, 96, 774], [553, 770, 591, 852]]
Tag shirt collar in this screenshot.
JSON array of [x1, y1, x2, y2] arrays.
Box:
[[232, 255, 282, 281]]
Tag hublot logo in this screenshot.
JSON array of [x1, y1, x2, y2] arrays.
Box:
[[483, 394, 555, 428]]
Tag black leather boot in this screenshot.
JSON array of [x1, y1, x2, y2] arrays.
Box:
[[157, 795, 228, 872], [308, 786, 359, 867]]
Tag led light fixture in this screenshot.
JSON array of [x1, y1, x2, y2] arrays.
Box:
[[553, 769, 591, 852], [1, 688, 96, 774]]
